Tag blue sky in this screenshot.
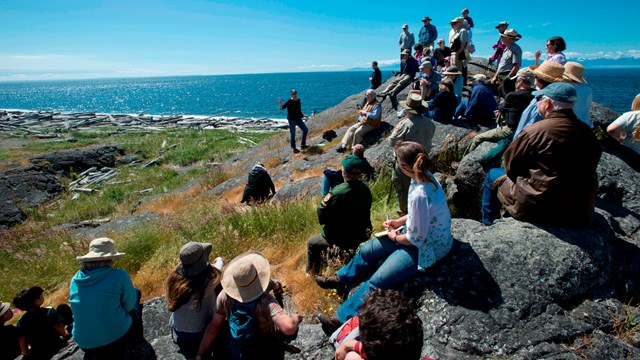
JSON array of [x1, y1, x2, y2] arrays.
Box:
[[1, 0, 638, 81]]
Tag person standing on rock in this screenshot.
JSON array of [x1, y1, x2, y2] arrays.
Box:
[[418, 16, 438, 52], [491, 29, 522, 97], [279, 89, 309, 154], [316, 141, 452, 334], [337, 89, 382, 153], [481, 83, 601, 226], [488, 21, 509, 67], [388, 93, 436, 215], [398, 24, 415, 59], [307, 155, 373, 275]]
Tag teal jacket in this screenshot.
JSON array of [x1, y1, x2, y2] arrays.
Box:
[[69, 267, 137, 349]]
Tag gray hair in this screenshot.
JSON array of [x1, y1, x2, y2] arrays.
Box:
[[365, 89, 376, 97], [517, 74, 535, 87], [547, 97, 574, 111], [83, 259, 114, 271]]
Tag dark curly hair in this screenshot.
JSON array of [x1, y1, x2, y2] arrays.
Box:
[[359, 289, 423, 360], [13, 286, 44, 311], [548, 36, 566, 52]]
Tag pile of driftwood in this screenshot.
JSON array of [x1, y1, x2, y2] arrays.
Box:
[[0, 110, 290, 136]]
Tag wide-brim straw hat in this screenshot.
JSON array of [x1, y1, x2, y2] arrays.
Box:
[[221, 251, 270, 303], [563, 62, 587, 84], [500, 29, 521, 40], [530, 61, 565, 83], [442, 66, 462, 75], [176, 242, 212, 278], [400, 93, 426, 114], [77, 237, 126, 262]]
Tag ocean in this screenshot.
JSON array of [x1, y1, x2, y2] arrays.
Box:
[[0, 68, 638, 119]]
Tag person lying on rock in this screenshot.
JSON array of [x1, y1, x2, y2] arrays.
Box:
[[196, 252, 301, 360], [330, 289, 429, 360], [166, 242, 224, 359], [307, 155, 373, 275], [336, 89, 382, 153], [316, 141, 452, 334], [240, 163, 276, 205], [322, 144, 374, 197], [481, 83, 601, 226], [69, 237, 144, 360]]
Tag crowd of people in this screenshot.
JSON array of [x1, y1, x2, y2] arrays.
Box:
[[4, 7, 640, 360]]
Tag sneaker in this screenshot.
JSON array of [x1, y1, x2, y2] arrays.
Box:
[[315, 275, 339, 289], [292, 148, 300, 154], [376, 92, 387, 97], [301, 145, 309, 150], [335, 147, 346, 153], [318, 314, 342, 335]]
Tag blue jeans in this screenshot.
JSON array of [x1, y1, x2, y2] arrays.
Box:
[[335, 236, 418, 322], [455, 99, 468, 118], [288, 119, 308, 149], [481, 168, 506, 225], [321, 174, 331, 197]]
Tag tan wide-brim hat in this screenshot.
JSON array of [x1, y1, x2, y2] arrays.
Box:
[[530, 61, 565, 83], [221, 251, 270, 303], [563, 62, 587, 84], [442, 66, 462, 75], [400, 93, 426, 115], [76, 237, 126, 262], [500, 29, 522, 41]]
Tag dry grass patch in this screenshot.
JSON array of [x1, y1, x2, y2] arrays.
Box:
[[309, 113, 357, 138]]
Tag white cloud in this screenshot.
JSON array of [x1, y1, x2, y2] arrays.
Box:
[[294, 64, 341, 70], [523, 50, 640, 61]]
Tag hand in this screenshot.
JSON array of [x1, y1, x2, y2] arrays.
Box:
[[494, 110, 501, 117], [335, 346, 349, 360], [535, 50, 541, 59], [278, 97, 282, 103], [383, 219, 403, 230]]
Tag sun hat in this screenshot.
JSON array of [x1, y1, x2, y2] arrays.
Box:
[[400, 93, 426, 115], [221, 251, 270, 303], [531, 61, 565, 83], [563, 62, 587, 84], [472, 74, 488, 83], [495, 21, 509, 29], [176, 242, 212, 277], [443, 66, 462, 75], [76, 237, 126, 262], [420, 62, 433, 70], [450, 17, 464, 24], [341, 155, 367, 175], [402, 24, 408, 29], [500, 29, 521, 40], [422, 16, 432, 22], [532, 82, 577, 104], [0, 302, 10, 317], [401, 49, 411, 55], [444, 56, 451, 62]]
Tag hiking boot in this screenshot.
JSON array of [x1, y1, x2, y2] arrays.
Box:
[[301, 145, 309, 150], [318, 314, 342, 335], [335, 146, 346, 153], [292, 148, 300, 154], [315, 275, 339, 289]]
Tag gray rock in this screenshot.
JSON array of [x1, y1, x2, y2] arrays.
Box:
[[272, 177, 320, 202], [591, 102, 620, 130], [74, 211, 161, 238], [29, 145, 124, 175]]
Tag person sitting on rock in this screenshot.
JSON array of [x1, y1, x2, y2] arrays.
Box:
[[13, 286, 70, 360], [307, 155, 373, 274], [166, 242, 224, 359], [322, 144, 374, 196], [442, 66, 463, 103], [481, 83, 601, 226], [378, 49, 419, 110], [433, 39, 451, 70], [416, 62, 441, 101], [425, 78, 457, 124], [455, 74, 498, 124], [240, 163, 276, 205], [316, 141, 452, 334], [1, 302, 22, 360], [330, 289, 426, 360], [336, 89, 382, 153], [69, 237, 144, 359], [197, 252, 302, 360], [607, 93, 640, 156], [468, 68, 534, 152], [389, 94, 436, 215]]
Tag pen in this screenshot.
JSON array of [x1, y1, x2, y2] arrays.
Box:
[[385, 214, 390, 222]]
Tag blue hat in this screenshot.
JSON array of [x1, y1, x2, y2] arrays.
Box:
[[532, 82, 577, 104]]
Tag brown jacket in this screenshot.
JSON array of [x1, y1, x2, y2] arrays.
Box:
[[496, 109, 601, 226]]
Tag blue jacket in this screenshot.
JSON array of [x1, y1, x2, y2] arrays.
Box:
[[401, 56, 419, 79], [465, 83, 498, 122], [418, 24, 438, 45], [69, 267, 137, 349]]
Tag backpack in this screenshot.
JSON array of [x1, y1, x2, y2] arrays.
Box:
[[228, 297, 261, 359]]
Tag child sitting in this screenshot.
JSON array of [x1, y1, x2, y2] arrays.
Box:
[[13, 286, 70, 359], [1, 302, 22, 360]]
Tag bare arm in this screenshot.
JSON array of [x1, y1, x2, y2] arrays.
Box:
[[274, 313, 302, 336], [54, 323, 70, 338], [507, 63, 521, 78], [19, 336, 28, 356], [607, 122, 626, 142], [535, 50, 542, 66], [197, 312, 224, 358]]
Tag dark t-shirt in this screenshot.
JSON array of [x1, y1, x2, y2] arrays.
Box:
[[281, 99, 303, 120], [16, 307, 64, 358], [0, 325, 22, 360], [433, 47, 452, 66], [501, 89, 534, 129], [371, 68, 382, 89]]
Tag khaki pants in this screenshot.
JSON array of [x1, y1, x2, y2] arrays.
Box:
[[469, 126, 514, 151], [341, 123, 376, 148], [382, 74, 412, 96]]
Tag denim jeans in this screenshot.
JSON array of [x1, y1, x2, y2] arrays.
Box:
[[288, 119, 308, 149], [335, 236, 418, 322], [481, 168, 506, 225]]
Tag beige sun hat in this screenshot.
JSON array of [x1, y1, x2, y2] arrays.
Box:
[[221, 251, 270, 303], [76, 237, 126, 262], [563, 62, 587, 84], [400, 93, 426, 115], [531, 61, 565, 83], [500, 29, 522, 40]]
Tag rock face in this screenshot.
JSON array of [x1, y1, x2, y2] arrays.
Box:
[[29, 145, 124, 175]]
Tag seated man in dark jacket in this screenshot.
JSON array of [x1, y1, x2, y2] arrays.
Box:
[[307, 155, 373, 274], [240, 163, 276, 205], [455, 74, 498, 124], [481, 83, 601, 226]]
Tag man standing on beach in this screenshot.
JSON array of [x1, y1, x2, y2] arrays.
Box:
[[279, 89, 308, 154], [398, 24, 415, 59], [418, 17, 438, 52]]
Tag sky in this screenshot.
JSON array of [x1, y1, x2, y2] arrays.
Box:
[[1, 0, 639, 81]]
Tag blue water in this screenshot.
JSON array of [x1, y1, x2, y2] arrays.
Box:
[[0, 69, 637, 118]]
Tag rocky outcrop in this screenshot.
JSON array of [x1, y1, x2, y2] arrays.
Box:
[[29, 145, 124, 175]]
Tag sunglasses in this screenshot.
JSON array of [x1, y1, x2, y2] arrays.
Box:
[[536, 95, 546, 101]]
